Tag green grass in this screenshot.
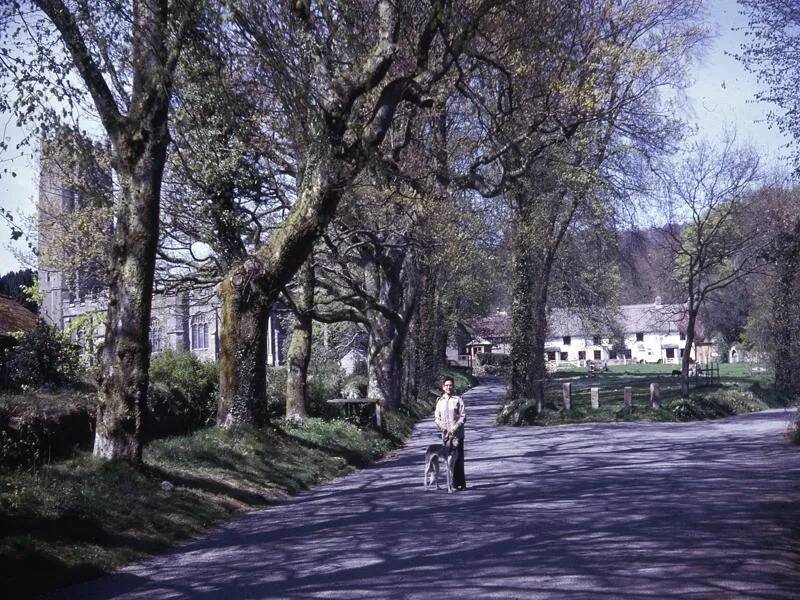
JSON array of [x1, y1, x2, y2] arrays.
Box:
[[501, 363, 790, 426], [0, 372, 475, 599]]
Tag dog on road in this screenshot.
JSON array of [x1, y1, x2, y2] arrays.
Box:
[[424, 438, 460, 493]]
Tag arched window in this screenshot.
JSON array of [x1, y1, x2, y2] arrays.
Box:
[[191, 313, 209, 350], [150, 317, 164, 353]]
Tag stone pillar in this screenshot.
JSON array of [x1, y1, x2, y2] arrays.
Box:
[[623, 386, 632, 409], [591, 387, 600, 409], [562, 382, 572, 412], [650, 383, 660, 408]]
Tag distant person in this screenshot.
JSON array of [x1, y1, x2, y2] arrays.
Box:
[[435, 376, 466, 490]]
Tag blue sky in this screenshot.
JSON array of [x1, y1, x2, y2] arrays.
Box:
[[0, 0, 793, 273]]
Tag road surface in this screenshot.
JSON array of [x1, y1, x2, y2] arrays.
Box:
[[52, 379, 800, 599]]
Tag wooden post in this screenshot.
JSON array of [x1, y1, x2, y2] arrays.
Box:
[[562, 382, 572, 412], [623, 386, 632, 410], [591, 387, 600, 409], [374, 402, 382, 430], [650, 383, 660, 408]]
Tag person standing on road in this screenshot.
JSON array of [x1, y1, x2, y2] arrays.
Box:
[[435, 376, 466, 490]]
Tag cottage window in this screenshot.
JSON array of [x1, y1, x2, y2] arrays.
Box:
[[150, 318, 164, 353], [563, 336, 571, 345], [666, 348, 675, 359], [679, 332, 686, 340], [191, 313, 209, 350], [560, 351, 568, 361], [594, 350, 601, 360], [578, 351, 586, 360], [593, 335, 601, 345], [624, 349, 632, 359], [636, 332, 644, 342], [547, 351, 556, 361]]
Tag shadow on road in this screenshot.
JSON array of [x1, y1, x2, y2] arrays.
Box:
[[54, 380, 800, 600]]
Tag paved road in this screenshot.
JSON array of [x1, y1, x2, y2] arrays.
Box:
[[53, 380, 800, 599]]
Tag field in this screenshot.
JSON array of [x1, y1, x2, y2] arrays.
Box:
[[510, 362, 787, 426]]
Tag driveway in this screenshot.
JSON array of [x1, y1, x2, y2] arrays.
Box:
[[52, 380, 800, 599]]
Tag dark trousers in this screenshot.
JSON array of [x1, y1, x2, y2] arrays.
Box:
[[443, 433, 466, 488], [454, 438, 466, 488]]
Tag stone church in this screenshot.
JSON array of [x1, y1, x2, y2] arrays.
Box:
[[37, 133, 285, 366]]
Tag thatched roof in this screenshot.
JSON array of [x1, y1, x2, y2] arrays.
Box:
[[0, 294, 39, 335], [467, 301, 704, 342]]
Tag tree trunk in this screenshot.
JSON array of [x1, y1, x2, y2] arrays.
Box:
[[285, 261, 315, 421], [285, 316, 312, 421], [217, 265, 269, 428], [530, 276, 550, 382], [680, 307, 698, 398], [367, 318, 404, 410], [94, 129, 168, 461], [216, 126, 351, 426], [413, 263, 441, 397], [509, 205, 536, 400], [773, 248, 800, 396]]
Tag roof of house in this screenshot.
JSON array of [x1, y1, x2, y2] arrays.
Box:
[[0, 294, 39, 336], [467, 301, 704, 342], [465, 313, 512, 341]]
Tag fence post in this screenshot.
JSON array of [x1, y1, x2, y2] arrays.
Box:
[[650, 383, 660, 408], [563, 382, 572, 412], [591, 387, 600, 409], [623, 386, 632, 410]]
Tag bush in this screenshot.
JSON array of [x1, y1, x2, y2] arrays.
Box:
[[148, 351, 218, 432], [473, 352, 510, 377], [266, 366, 287, 419], [6, 323, 81, 390], [341, 373, 368, 399], [307, 359, 344, 417]]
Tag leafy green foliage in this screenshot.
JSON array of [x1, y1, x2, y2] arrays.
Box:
[[6, 323, 80, 390], [148, 351, 218, 431]]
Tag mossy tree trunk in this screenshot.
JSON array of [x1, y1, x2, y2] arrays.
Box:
[[509, 200, 537, 401], [217, 263, 270, 428], [94, 136, 169, 460], [365, 251, 416, 411], [286, 260, 314, 421], [32, 0, 196, 461], [367, 317, 406, 411], [215, 134, 351, 427], [772, 228, 800, 396]]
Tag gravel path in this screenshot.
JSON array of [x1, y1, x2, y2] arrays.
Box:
[[52, 379, 800, 599]]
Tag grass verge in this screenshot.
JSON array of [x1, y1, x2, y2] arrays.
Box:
[[499, 363, 792, 426], [1, 366, 474, 599]]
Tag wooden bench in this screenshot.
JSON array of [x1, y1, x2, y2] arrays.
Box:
[[326, 398, 383, 430]]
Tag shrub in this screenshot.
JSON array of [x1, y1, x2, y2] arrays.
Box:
[[341, 373, 368, 399], [266, 366, 287, 419], [307, 359, 344, 417], [473, 352, 510, 377], [148, 351, 218, 432], [6, 323, 81, 390]]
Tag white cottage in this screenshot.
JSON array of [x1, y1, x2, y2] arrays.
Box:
[[461, 299, 701, 367], [544, 299, 699, 366]]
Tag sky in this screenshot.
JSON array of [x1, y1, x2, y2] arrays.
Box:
[[0, 0, 794, 274]]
